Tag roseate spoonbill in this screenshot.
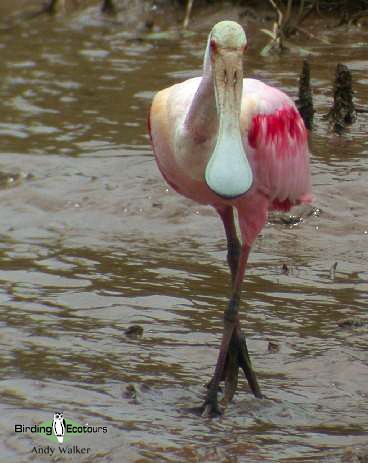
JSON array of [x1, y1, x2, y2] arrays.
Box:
[[148, 20, 311, 416]]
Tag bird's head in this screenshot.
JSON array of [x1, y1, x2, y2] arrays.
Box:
[[204, 21, 253, 200], [209, 20, 247, 54]]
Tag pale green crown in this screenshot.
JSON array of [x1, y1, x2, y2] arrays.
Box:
[[210, 21, 247, 48]]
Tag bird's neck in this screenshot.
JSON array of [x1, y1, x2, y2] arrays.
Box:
[[184, 76, 217, 142], [184, 38, 217, 142]]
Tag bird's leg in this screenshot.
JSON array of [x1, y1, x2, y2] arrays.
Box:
[[227, 240, 262, 393], [201, 208, 262, 416], [201, 293, 240, 416], [226, 237, 263, 401], [217, 206, 241, 403], [219, 208, 262, 400], [218, 206, 241, 284], [202, 207, 249, 415]]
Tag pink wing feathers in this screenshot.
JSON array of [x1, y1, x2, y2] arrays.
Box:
[[244, 81, 312, 212]]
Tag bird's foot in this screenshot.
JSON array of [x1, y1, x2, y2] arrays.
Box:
[[221, 328, 263, 401], [199, 381, 224, 417], [236, 330, 263, 399], [200, 397, 223, 418], [198, 339, 239, 417], [223, 337, 239, 404]]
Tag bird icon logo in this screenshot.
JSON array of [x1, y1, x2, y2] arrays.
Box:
[[52, 412, 66, 443]]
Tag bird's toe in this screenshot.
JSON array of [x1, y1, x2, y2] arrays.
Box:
[[201, 400, 223, 418]]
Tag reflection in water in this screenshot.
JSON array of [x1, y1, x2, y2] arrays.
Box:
[[0, 4, 367, 462]]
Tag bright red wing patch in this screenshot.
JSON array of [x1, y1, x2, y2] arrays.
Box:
[[247, 105, 310, 212], [248, 106, 306, 156]]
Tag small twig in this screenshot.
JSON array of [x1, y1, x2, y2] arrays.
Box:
[[329, 262, 338, 280], [183, 0, 194, 30], [284, 0, 293, 31], [295, 25, 330, 44], [269, 0, 284, 26], [267, 0, 285, 50]]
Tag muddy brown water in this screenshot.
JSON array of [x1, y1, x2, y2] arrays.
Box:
[[0, 4, 367, 463]]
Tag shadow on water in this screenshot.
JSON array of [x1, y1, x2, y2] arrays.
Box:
[[0, 2, 367, 462]]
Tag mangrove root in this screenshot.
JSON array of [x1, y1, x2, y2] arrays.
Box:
[[296, 59, 314, 130], [327, 63, 356, 134]]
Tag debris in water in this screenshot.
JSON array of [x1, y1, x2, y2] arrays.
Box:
[[125, 325, 144, 338], [307, 207, 321, 218], [280, 215, 303, 226], [123, 384, 137, 400], [329, 261, 338, 281], [0, 171, 33, 188], [268, 342, 280, 353], [337, 318, 365, 329], [341, 445, 368, 463], [281, 264, 289, 275]]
